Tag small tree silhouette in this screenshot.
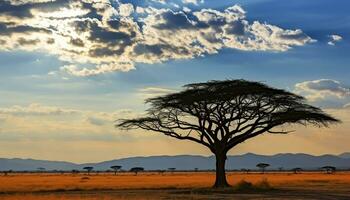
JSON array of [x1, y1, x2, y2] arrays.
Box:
[[130, 167, 144, 175], [83, 167, 93, 175], [158, 169, 166, 175], [256, 163, 270, 174], [168, 168, 176, 174], [110, 165, 122, 175], [321, 166, 336, 174], [37, 167, 46, 173], [117, 79, 340, 188], [292, 167, 302, 174], [241, 168, 250, 174]]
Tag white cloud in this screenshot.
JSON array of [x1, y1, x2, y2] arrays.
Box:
[[151, 0, 166, 4], [295, 79, 350, 101], [3, 0, 52, 5], [138, 87, 176, 98], [183, 7, 191, 12], [0, 1, 314, 76], [60, 63, 135, 77], [139, 87, 175, 94], [182, 0, 204, 5], [328, 34, 343, 46], [0, 103, 78, 116], [119, 3, 134, 17], [0, 103, 141, 142]]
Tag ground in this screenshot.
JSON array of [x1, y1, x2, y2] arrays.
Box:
[[0, 172, 349, 199]]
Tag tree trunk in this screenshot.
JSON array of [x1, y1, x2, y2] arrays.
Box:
[[213, 153, 230, 188]]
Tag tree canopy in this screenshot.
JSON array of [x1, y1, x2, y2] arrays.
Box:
[[118, 79, 339, 152], [116, 79, 340, 187]]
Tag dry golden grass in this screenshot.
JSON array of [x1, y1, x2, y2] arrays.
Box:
[[1, 172, 350, 199]]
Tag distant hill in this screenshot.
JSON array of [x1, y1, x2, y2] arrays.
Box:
[[0, 158, 77, 171], [1, 153, 350, 171], [338, 152, 350, 159]]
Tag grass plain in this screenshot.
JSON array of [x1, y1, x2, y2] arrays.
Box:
[[0, 172, 349, 199]]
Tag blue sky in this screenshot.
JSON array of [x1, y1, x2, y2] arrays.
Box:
[[0, 0, 349, 162]]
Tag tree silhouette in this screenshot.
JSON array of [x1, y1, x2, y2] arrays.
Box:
[[168, 167, 176, 174], [321, 166, 336, 174], [2, 170, 12, 176], [117, 79, 340, 188], [241, 168, 250, 174], [130, 167, 144, 175], [83, 167, 93, 175], [158, 169, 166, 175], [37, 167, 45, 173], [256, 163, 270, 174], [110, 165, 122, 175], [292, 167, 302, 174]]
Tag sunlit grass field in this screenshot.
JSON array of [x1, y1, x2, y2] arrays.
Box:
[[1, 172, 350, 199]]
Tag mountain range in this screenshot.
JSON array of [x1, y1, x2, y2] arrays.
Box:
[[1, 153, 350, 171]]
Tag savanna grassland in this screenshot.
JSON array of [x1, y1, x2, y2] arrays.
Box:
[[0, 172, 349, 199]]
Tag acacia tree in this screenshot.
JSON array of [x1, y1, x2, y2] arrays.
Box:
[[83, 167, 93, 175], [168, 167, 176, 174], [111, 165, 122, 175], [37, 167, 46, 173], [256, 163, 270, 174], [116, 80, 339, 188], [130, 167, 144, 175], [292, 167, 302, 174], [322, 166, 336, 174]]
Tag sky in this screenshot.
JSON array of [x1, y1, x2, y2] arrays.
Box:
[[0, 0, 349, 163]]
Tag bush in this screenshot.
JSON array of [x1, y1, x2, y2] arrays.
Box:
[[233, 179, 273, 192], [233, 180, 254, 191]]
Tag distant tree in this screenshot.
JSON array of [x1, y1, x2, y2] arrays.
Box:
[[194, 168, 199, 172], [110, 165, 122, 175], [130, 167, 144, 175], [158, 169, 166, 175], [37, 167, 46, 173], [83, 167, 94, 175], [117, 80, 340, 188], [241, 168, 250, 174], [292, 167, 302, 174], [321, 166, 336, 174], [278, 167, 284, 172], [168, 168, 176, 174], [72, 169, 79, 174], [256, 163, 270, 174]]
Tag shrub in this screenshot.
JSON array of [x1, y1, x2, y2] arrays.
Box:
[[233, 180, 254, 191], [233, 179, 273, 192]]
